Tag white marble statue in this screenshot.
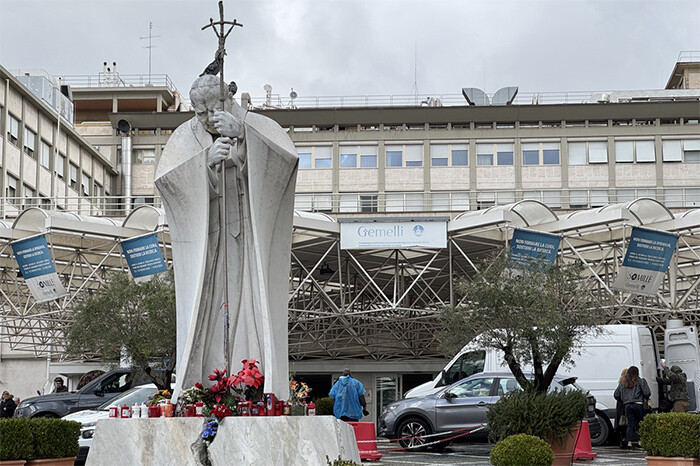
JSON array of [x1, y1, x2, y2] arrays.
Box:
[[155, 75, 297, 401]]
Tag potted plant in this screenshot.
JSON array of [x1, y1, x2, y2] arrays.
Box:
[[487, 388, 586, 466], [639, 413, 700, 465], [25, 418, 80, 466], [0, 419, 33, 465], [289, 379, 310, 416], [490, 433, 554, 466]]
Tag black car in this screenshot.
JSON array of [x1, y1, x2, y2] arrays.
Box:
[[14, 369, 135, 418]]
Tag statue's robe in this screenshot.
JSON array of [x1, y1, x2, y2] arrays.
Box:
[[155, 102, 297, 400]]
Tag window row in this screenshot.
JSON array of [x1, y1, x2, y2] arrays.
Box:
[[295, 139, 700, 169], [294, 188, 700, 213]]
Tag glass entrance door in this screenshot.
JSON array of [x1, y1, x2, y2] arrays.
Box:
[[375, 374, 400, 420]]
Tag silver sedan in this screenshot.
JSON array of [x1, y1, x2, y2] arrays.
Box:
[[377, 371, 599, 451]]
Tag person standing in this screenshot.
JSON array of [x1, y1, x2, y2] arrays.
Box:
[[329, 369, 369, 422], [1, 391, 16, 418], [614, 365, 651, 449], [614, 368, 628, 448], [53, 377, 68, 393], [658, 362, 690, 412]]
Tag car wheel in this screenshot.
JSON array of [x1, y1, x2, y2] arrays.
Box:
[[589, 413, 610, 447], [397, 418, 431, 451]]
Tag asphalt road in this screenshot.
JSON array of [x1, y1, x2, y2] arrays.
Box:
[[370, 442, 648, 465]]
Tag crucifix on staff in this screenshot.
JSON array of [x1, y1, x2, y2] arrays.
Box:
[[201, 1, 243, 377]]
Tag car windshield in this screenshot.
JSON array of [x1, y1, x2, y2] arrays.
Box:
[[97, 385, 158, 410]]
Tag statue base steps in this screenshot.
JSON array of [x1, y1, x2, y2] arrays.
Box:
[[86, 416, 360, 466]]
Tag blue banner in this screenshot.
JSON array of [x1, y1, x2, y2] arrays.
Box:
[[12, 235, 67, 302], [613, 227, 678, 295], [509, 229, 561, 267], [121, 233, 167, 278]]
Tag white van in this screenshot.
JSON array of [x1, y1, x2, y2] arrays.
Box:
[[405, 321, 699, 445]]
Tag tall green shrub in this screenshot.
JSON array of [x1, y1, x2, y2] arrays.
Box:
[[314, 397, 334, 416], [28, 418, 81, 459], [490, 434, 554, 466], [0, 419, 33, 460], [487, 388, 586, 446], [639, 413, 700, 459]]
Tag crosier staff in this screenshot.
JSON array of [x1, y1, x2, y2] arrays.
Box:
[[201, 1, 242, 377]]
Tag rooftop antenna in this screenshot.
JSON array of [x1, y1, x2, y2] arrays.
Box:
[[140, 22, 161, 84], [411, 42, 418, 105]]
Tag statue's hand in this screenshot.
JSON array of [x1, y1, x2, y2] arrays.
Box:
[[208, 137, 233, 168], [211, 111, 243, 139]]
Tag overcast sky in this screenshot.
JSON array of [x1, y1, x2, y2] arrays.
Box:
[[1, 0, 699, 102]]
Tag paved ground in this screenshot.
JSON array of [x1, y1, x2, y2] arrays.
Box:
[[369, 442, 648, 465]]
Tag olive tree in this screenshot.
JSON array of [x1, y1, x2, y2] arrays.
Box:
[[66, 270, 176, 390], [439, 251, 607, 393]]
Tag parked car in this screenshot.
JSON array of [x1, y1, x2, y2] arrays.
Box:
[[378, 371, 600, 451], [63, 383, 158, 465], [13, 369, 135, 419]]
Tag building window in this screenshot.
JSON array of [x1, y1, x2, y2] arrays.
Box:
[[23, 185, 36, 207], [386, 148, 402, 167], [522, 142, 559, 165], [340, 148, 357, 168], [662, 140, 682, 162], [360, 194, 378, 212], [476, 144, 493, 166], [616, 188, 656, 203], [55, 153, 66, 178], [82, 173, 91, 196], [6, 175, 18, 201], [39, 140, 51, 168], [430, 144, 448, 166], [523, 190, 562, 208], [569, 190, 589, 208], [615, 140, 655, 163], [477, 143, 513, 166], [296, 145, 332, 169], [386, 144, 423, 168], [133, 148, 156, 164], [24, 127, 36, 157], [69, 163, 79, 190], [665, 188, 700, 208], [339, 145, 378, 168], [360, 145, 378, 168], [568, 141, 607, 165], [683, 139, 700, 162], [429, 143, 469, 167], [7, 114, 19, 145]]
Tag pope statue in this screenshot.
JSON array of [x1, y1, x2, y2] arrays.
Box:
[[155, 74, 297, 400]]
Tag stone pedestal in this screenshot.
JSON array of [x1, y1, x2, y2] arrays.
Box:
[[86, 416, 360, 466]]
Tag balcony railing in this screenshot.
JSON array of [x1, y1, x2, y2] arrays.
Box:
[[3, 188, 699, 222], [59, 73, 177, 93]]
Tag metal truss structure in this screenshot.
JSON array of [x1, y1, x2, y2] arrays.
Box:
[[2, 199, 700, 363]]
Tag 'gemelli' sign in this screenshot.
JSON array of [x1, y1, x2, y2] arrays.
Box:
[[12, 235, 68, 303]]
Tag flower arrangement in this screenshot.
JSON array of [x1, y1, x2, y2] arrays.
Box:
[[228, 359, 264, 402], [289, 379, 310, 404], [182, 382, 207, 405], [210, 404, 234, 421], [148, 389, 171, 406], [201, 419, 218, 446]]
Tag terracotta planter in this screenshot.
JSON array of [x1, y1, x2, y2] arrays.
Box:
[[0, 460, 26, 466], [25, 458, 77, 466], [645, 457, 700, 466], [547, 421, 581, 466]]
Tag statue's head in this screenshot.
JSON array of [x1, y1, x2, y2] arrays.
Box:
[[190, 75, 231, 133]]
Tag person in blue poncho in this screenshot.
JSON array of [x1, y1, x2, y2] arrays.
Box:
[[329, 368, 369, 421]]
